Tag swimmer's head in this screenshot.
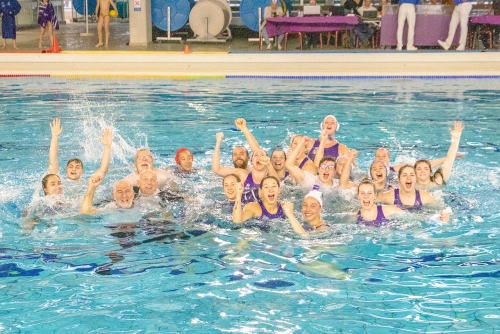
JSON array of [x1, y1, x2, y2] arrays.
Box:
[[251, 149, 268, 171], [271, 149, 286, 172], [375, 148, 391, 167], [137, 170, 158, 196], [112, 180, 134, 208], [335, 155, 348, 175], [302, 190, 323, 223], [357, 178, 376, 209], [318, 156, 336, 183], [414, 159, 432, 182], [42, 174, 62, 196], [320, 115, 340, 136], [223, 174, 241, 201], [66, 158, 84, 181], [232, 146, 249, 169], [398, 165, 416, 192], [175, 148, 193, 172], [134, 148, 154, 173], [259, 176, 281, 204], [370, 160, 388, 183], [290, 135, 306, 156]]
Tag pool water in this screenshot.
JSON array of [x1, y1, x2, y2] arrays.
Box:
[[0, 77, 499, 332]]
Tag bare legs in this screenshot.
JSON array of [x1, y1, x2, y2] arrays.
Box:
[[39, 22, 54, 48], [1, 38, 17, 50], [96, 15, 110, 47]]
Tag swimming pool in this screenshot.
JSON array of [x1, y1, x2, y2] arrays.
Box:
[[0, 77, 499, 332]]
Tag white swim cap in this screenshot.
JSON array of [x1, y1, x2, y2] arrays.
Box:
[[320, 115, 340, 132], [305, 190, 323, 207]]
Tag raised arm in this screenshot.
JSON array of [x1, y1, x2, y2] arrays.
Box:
[[439, 121, 464, 182], [285, 136, 307, 184], [260, 154, 279, 180], [235, 118, 261, 153], [313, 130, 328, 168], [212, 132, 239, 177], [94, 128, 113, 179], [282, 202, 306, 234], [232, 182, 257, 223], [81, 174, 103, 214], [48, 118, 62, 175], [339, 149, 358, 189]]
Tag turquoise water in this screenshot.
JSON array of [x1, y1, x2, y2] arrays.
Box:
[[1, 77, 500, 332]]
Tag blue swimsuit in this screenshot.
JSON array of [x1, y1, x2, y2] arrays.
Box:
[[308, 140, 340, 161], [357, 205, 388, 227], [393, 188, 423, 210], [258, 200, 285, 220]]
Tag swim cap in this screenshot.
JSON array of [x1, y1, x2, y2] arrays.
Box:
[[336, 155, 348, 163], [175, 148, 192, 165], [305, 190, 323, 207], [320, 115, 340, 132]]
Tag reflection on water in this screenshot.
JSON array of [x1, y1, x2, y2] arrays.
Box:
[[0, 78, 499, 332]]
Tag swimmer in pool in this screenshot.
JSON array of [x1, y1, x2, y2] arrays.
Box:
[[48, 118, 112, 182], [135, 169, 183, 208], [289, 135, 317, 176], [223, 174, 260, 205], [284, 190, 329, 234], [355, 179, 403, 227], [173, 148, 196, 175], [233, 176, 292, 223], [376, 165, 449, 222], [415, 121, 465, 190], [81, 177, 135, 214], [369, 160, 393, 194], [307, 115, 350, 161], [212, 132, 279, 192], [339, 149, 359, 190], [313, 129, 353, 174], [270, 149, 288, 180], [285, 136, 339, 194], [41, 173, 63, 196], [123, 148, 175, 190], [94, 0, 117, 47]]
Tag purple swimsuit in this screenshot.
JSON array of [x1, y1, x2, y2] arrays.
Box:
[[394, 188, 423, 210], [243, 172, 260, 191], [258, 200, 285, 220], [357, 205, 388, 227], [308, 140, 340, 161]]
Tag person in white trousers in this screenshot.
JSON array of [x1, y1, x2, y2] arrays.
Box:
[[397, 0, 419, 50], [438, 0, 472, 50]]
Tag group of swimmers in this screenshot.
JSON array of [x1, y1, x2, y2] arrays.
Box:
[[30, 116, 465, 235]]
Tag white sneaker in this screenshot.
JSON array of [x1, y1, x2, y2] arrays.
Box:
[[407, 45, 418, 51], [438, 40, 449, 50], [277, 44, 282, 50], [266, 44, 271, 50], [456, 44, 465, 51]]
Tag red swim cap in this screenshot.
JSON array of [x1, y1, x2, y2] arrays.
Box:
[[175, 148, 192, 165]]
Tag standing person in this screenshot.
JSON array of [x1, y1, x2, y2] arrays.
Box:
[[38, 0, 59, 48], [0, 0, 21, 49], [438, 0, 472, 50], [396, 0, 419, 51], [94, 0, 118, 47], [261, 0, 284, 50]]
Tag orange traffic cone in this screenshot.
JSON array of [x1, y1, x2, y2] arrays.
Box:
[[184, 44, 191, 54], [52, 36, 61, 53]]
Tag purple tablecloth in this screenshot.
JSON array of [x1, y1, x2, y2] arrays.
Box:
[[470, 15, 500, 25], [380, 13, 460, 46], [265, 16, 358, 37]]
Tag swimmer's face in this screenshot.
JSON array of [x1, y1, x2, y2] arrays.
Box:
[[113, 181, 134, 208], [232, 147, 248, 169], [44, 175, 62, 196], [398, 167, 416, 192], [271, 151, 286, 172], [302, 197, 321, 223], [357, 183, 376, 209], [178, 150, 193, 172], [415, 162, 431, 182], [375, 148, 390, 167], [261, 178, 280, 204], [66, 162, 84, 181], [223, 175, 238, 201], [335, 158, 348, 175], [318, 161, 336, 184], [252, 150, 268, 171], [135, 150, 154, 173], [138, 171, 158, 195], [290, 136, 304, 155], [370, 161, 387, 182], [323, 117, 337, 136]]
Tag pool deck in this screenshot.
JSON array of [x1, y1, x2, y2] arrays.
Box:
[[3, 22, 500, 77]]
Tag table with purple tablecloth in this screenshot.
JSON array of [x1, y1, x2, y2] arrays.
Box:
[[470, 15, 500, 25], [380, 13, 460, 46], [265, 16, 359, 37]]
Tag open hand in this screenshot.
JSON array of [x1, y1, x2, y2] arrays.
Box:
[[450, 121, 464, 139], [99, 128, 113, 147], [50, 118, 63, 137]]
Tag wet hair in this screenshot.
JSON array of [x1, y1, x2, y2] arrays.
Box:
[[66, 158, 83, 168], [233, 146, 249, 158], [319, 156, 336, 166], [222, 173, 241, 186], [251, 149, 268, 160], [397, 164, 416, 179], [414, 159, 446, 185], [134, 148, 154, 171], [369, 160, 388, 180], [42, 174, 61, 195], [175, 148, 192, 165], [260, 176, 281, 189], [112, 179, 133, 194], [271, 149, 287, 160], [357, 178, 376, 194]]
